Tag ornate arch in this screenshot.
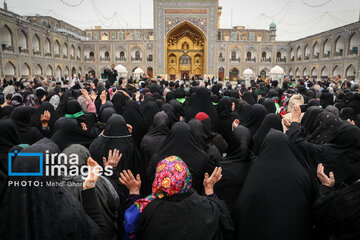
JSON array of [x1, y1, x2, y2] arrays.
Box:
[[166, 21, 206, 78]]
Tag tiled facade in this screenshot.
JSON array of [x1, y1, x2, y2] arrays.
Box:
[[0, 0, 359, 81]]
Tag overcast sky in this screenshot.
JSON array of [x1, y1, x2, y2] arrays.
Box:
[[5, 0, 360, 40]]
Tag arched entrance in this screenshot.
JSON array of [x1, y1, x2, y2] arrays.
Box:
[[147, 67, 153, 78], [346, 64, 356, 80], [229, 67, 239, 81], [166, 21, 206, 79], [72, 67, 76, 77], [260, 68, 270, 79], [218, 67, 224, 81]]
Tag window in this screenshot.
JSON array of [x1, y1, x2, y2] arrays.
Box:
[[135, 51, 141, 61], [180, 55, 191, 65], [219, 52, 224, 62], [135, 32, 140, 40], [105, 51, 110, 61], [231, 32, 237, 41], [94, 33, 98, 41], [101, 33, 109, 40], [231, 51, 236, 61], [88, 33, 92, 40], [120, 51, 125, 61], [257, 33, 262, 41], [249, 32, 255, 41], [147, 54, 153, 62], [265, 33, 269, 42], [111, 32, 115, 40], [182, 42, 189, 50]]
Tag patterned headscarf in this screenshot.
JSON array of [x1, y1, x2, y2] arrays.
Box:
[[135, 156, 192, 213], [11, 93, 23, 106], [25, 94, 39, 107]]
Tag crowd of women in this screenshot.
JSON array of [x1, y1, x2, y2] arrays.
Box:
[[0, 75, 359, 240]]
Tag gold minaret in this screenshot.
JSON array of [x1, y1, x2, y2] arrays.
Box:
[[218, 6, 222, 29]]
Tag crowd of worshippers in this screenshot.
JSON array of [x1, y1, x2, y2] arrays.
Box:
[[0, 72, 360, 240]]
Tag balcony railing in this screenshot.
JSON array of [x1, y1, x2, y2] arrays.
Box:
[[246, 57, 256, 62], [2, 44, 14, 52], [304, 55, 310, 60], [45, 52, 52, 57], [54, 53, 60, 58], [334, 50, 343, 57], [349, 47, 358, 55], [323, 52, 330, 58], [63, 54, 68, 59], [33, 49, 41, 55], [85, 56, 95, 62], [276, 57, 286, 63], [218, 57, 225, 62], [313, 53, 319, 59], [297, 56, 302, 61], [19, 47, 29, 53], [230, 58, 240, 62], [131, 57, 142, 62], [261, 57, 271, 63], [100, 56, 110, 62], [115, 56, 126, 62]]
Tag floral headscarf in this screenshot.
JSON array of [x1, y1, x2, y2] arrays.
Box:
[[135, 156, 192, 213], [123, 156, 192, 240]]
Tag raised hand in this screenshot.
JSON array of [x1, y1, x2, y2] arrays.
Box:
[[317, 163, 335, 187], [203, 167, 222, 195], [292, 105, 301, 123], [90, 91, 97, 102], [83, 157, 101, 190], [135, 91, 140, 102], [41, 110, 51, 127], [282, 115, 291, 129], [119, 170, 141, 195], [100, 90, 107, 104], [81, 122, 88, 131], [80, 89, 90, 100], [232, 119, 240, 130], [126, 124, 133, 134], [347, 119, 355, 125], [103, 149, 122, 168]]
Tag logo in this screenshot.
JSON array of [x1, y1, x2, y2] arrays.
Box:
[[8, 150, 43, 176], [8, 150, 113, 180]]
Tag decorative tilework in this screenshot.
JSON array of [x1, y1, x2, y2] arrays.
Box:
[[165, 17, 207, 34], [155, 1, 216, 74], [165, 9, 207, 14], [276, 46, 288, 51], [231, 32, 237, 41]]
